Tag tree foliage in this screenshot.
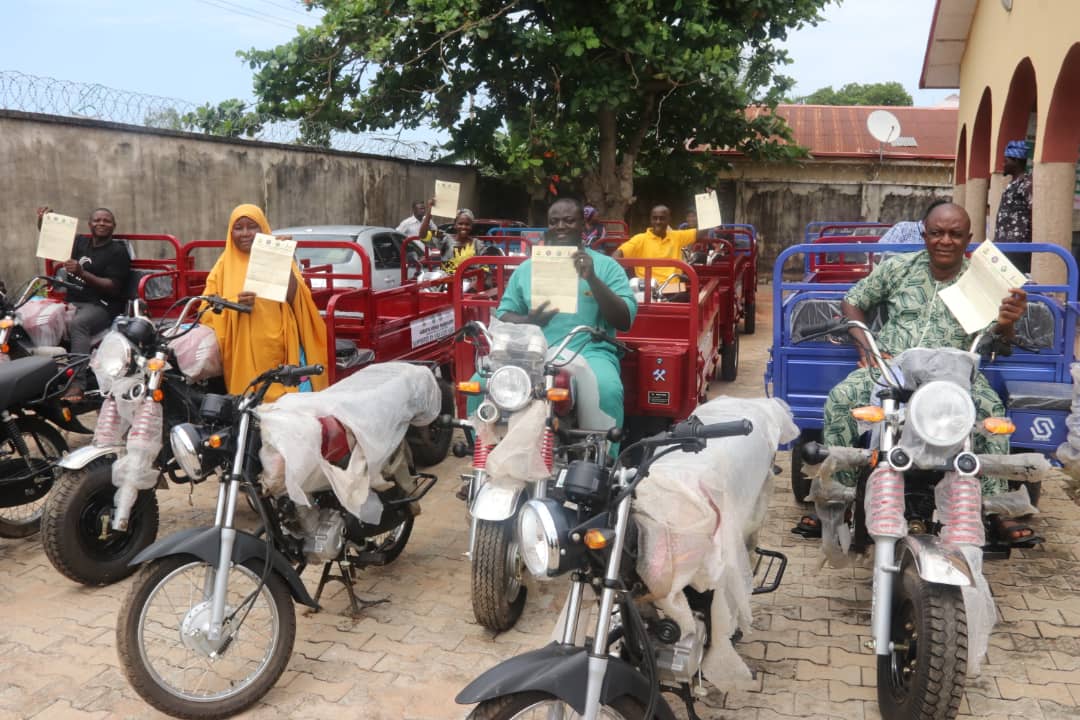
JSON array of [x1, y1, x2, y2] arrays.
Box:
[[180, 99, 265, 138], [797, 81, 913, 107], [242, 0, 831, 217]]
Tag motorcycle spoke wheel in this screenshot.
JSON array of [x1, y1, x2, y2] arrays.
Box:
[[0, 417, 66, 538], [471, 519, 526, 632], [469, 691, 645, 720], [117, 556, 295, 720]]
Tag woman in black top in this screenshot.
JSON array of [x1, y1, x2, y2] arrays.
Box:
[[36, 206, 132, 402]]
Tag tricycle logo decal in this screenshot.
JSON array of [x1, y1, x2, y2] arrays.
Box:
[[410, 309, 455, 348], [652, 368, 667, 382], [1030, 417, 1056, 442], [647, 391, 670, 406]]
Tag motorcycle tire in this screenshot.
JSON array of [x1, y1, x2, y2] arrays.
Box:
[[0, 416, 66, 538], [719, 334, 739, 382], [117, 555, 295, 720], [366, 514, 414, 565], [407, 379, 454, 468], [877, 562, 967, 720], [789, 431, 821, 505], [743, 301, 756, 335], [469, 691, 647, 720], [41, 458, 159, 586], [471, 519, 526, 632]]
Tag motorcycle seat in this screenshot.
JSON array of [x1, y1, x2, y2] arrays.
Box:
[[334, 339, 375, 369], [1004, 380, 1072, 411], [0, 355, 59, 410], [1012, 301, 1055, 350], [789, 298, 887, 344]]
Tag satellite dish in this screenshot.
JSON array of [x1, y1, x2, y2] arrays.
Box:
[[867, 110, 901, 144]]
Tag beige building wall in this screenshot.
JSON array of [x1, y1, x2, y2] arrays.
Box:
[[955, 1, 1080, 165]]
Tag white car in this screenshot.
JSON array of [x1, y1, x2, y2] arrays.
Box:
[[277, 225, 420, 290]]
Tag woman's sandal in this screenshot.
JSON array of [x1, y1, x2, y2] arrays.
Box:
[[989, 515, 1043, 548]]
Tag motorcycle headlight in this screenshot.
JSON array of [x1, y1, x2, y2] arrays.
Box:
[[907, 380, 976, 448], [90, 331, 135, 389], [518, 498, 576, 579], [170, 423, 208, 480], [487, 365, 533, 412]]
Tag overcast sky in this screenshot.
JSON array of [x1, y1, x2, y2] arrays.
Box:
[[2, 0, 953, 118]]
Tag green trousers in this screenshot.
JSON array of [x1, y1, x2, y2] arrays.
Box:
[[822, 367, 1009, 495]]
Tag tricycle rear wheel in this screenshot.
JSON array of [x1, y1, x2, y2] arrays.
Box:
[[407, 379, 454, 467], [718, 334, 739, 382], [743, 301, 756, 335]]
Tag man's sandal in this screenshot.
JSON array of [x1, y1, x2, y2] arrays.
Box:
[[989, 515, 1043, 548], [791, 514, 822, 538]]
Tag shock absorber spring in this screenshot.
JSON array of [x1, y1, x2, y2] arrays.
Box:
[[2, 411, 29, 459], [865, 466, 907, 538], [93, 397, 123, 447], [473, 442, 493, 470], [938, 472, 984, 546], [540, 426, 554, 472]]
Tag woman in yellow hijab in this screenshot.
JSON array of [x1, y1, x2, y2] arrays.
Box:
[[202, 204, 329, 402]]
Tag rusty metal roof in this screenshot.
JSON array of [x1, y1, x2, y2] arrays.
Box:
[[729, 104, 959, 161]]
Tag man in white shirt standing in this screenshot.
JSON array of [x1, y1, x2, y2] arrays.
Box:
[[395, 199, 438, 242]]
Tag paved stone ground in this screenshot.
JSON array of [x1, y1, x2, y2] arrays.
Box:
[[3, 290, 1079, 720]]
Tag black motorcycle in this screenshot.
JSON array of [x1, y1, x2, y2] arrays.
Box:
[[0, 352, 89, 537], [41, 295, 243, 585], [457, 416, 788, 720], [116, 362, 437, 718]]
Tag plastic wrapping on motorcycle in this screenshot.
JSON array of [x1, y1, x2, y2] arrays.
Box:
[[479, 400, 550, 488], [15, 298, 70, 347], [257, 362, 440, 519], [631, 396, 798, 685], [1055, 363, 1080, 477], [164, 323, 223, 381], [891, 348, 980, 468], [112, 396, 164, 530]]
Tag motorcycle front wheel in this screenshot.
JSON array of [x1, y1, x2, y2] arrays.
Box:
[[469, 691, 646, 720], [41, 457, 159, 585], [877, 562, 967, 720], [471, 518, 526, 632], [0, 416, 66, 538], [117, 554, 296, 720]]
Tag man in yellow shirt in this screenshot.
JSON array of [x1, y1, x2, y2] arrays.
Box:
[[614, 205, 716, 286]]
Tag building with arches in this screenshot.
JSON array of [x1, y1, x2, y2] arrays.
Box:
[[922, 0, 1080, 283]]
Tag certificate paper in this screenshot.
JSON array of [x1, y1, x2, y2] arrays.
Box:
[[432, 180, 461, 219], [694, 190, 723, 229], [939, 240, 1028, 334], [37, 213, 78, 261], [530, 246, 578, 314], [242, 233, 297, 303]]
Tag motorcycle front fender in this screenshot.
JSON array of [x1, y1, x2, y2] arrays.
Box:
[[470, 480, 523, 522], [897, 535, 974, 587], [130, 526, 318, 608], [57, 443, 123, 471], [455, 642, 676, 720]]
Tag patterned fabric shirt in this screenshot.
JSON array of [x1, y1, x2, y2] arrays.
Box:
[[844, 250, 977, 355], [994, 173, 1033, 244], [994, 173, 1033, 273]]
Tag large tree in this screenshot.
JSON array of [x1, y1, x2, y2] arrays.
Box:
[[243, 0, 830, 217], [798, 81, 913, 107]]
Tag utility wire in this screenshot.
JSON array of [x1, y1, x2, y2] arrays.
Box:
[[245, 0, 313, 20], [189, 0, 298, 30]]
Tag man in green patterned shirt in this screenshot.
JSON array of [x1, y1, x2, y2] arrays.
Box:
[[822, 203, 1030, 537]]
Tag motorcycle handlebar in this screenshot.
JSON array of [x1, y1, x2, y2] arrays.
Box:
[[206, 295, 252, 314], [671, 417, 753, 441], [283, 364, 324, 379]]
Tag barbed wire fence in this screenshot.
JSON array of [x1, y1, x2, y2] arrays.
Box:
[[0, 71, 443, 162]]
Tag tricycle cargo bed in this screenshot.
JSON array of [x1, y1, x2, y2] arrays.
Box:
[[767, 242, 1078, 456]]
